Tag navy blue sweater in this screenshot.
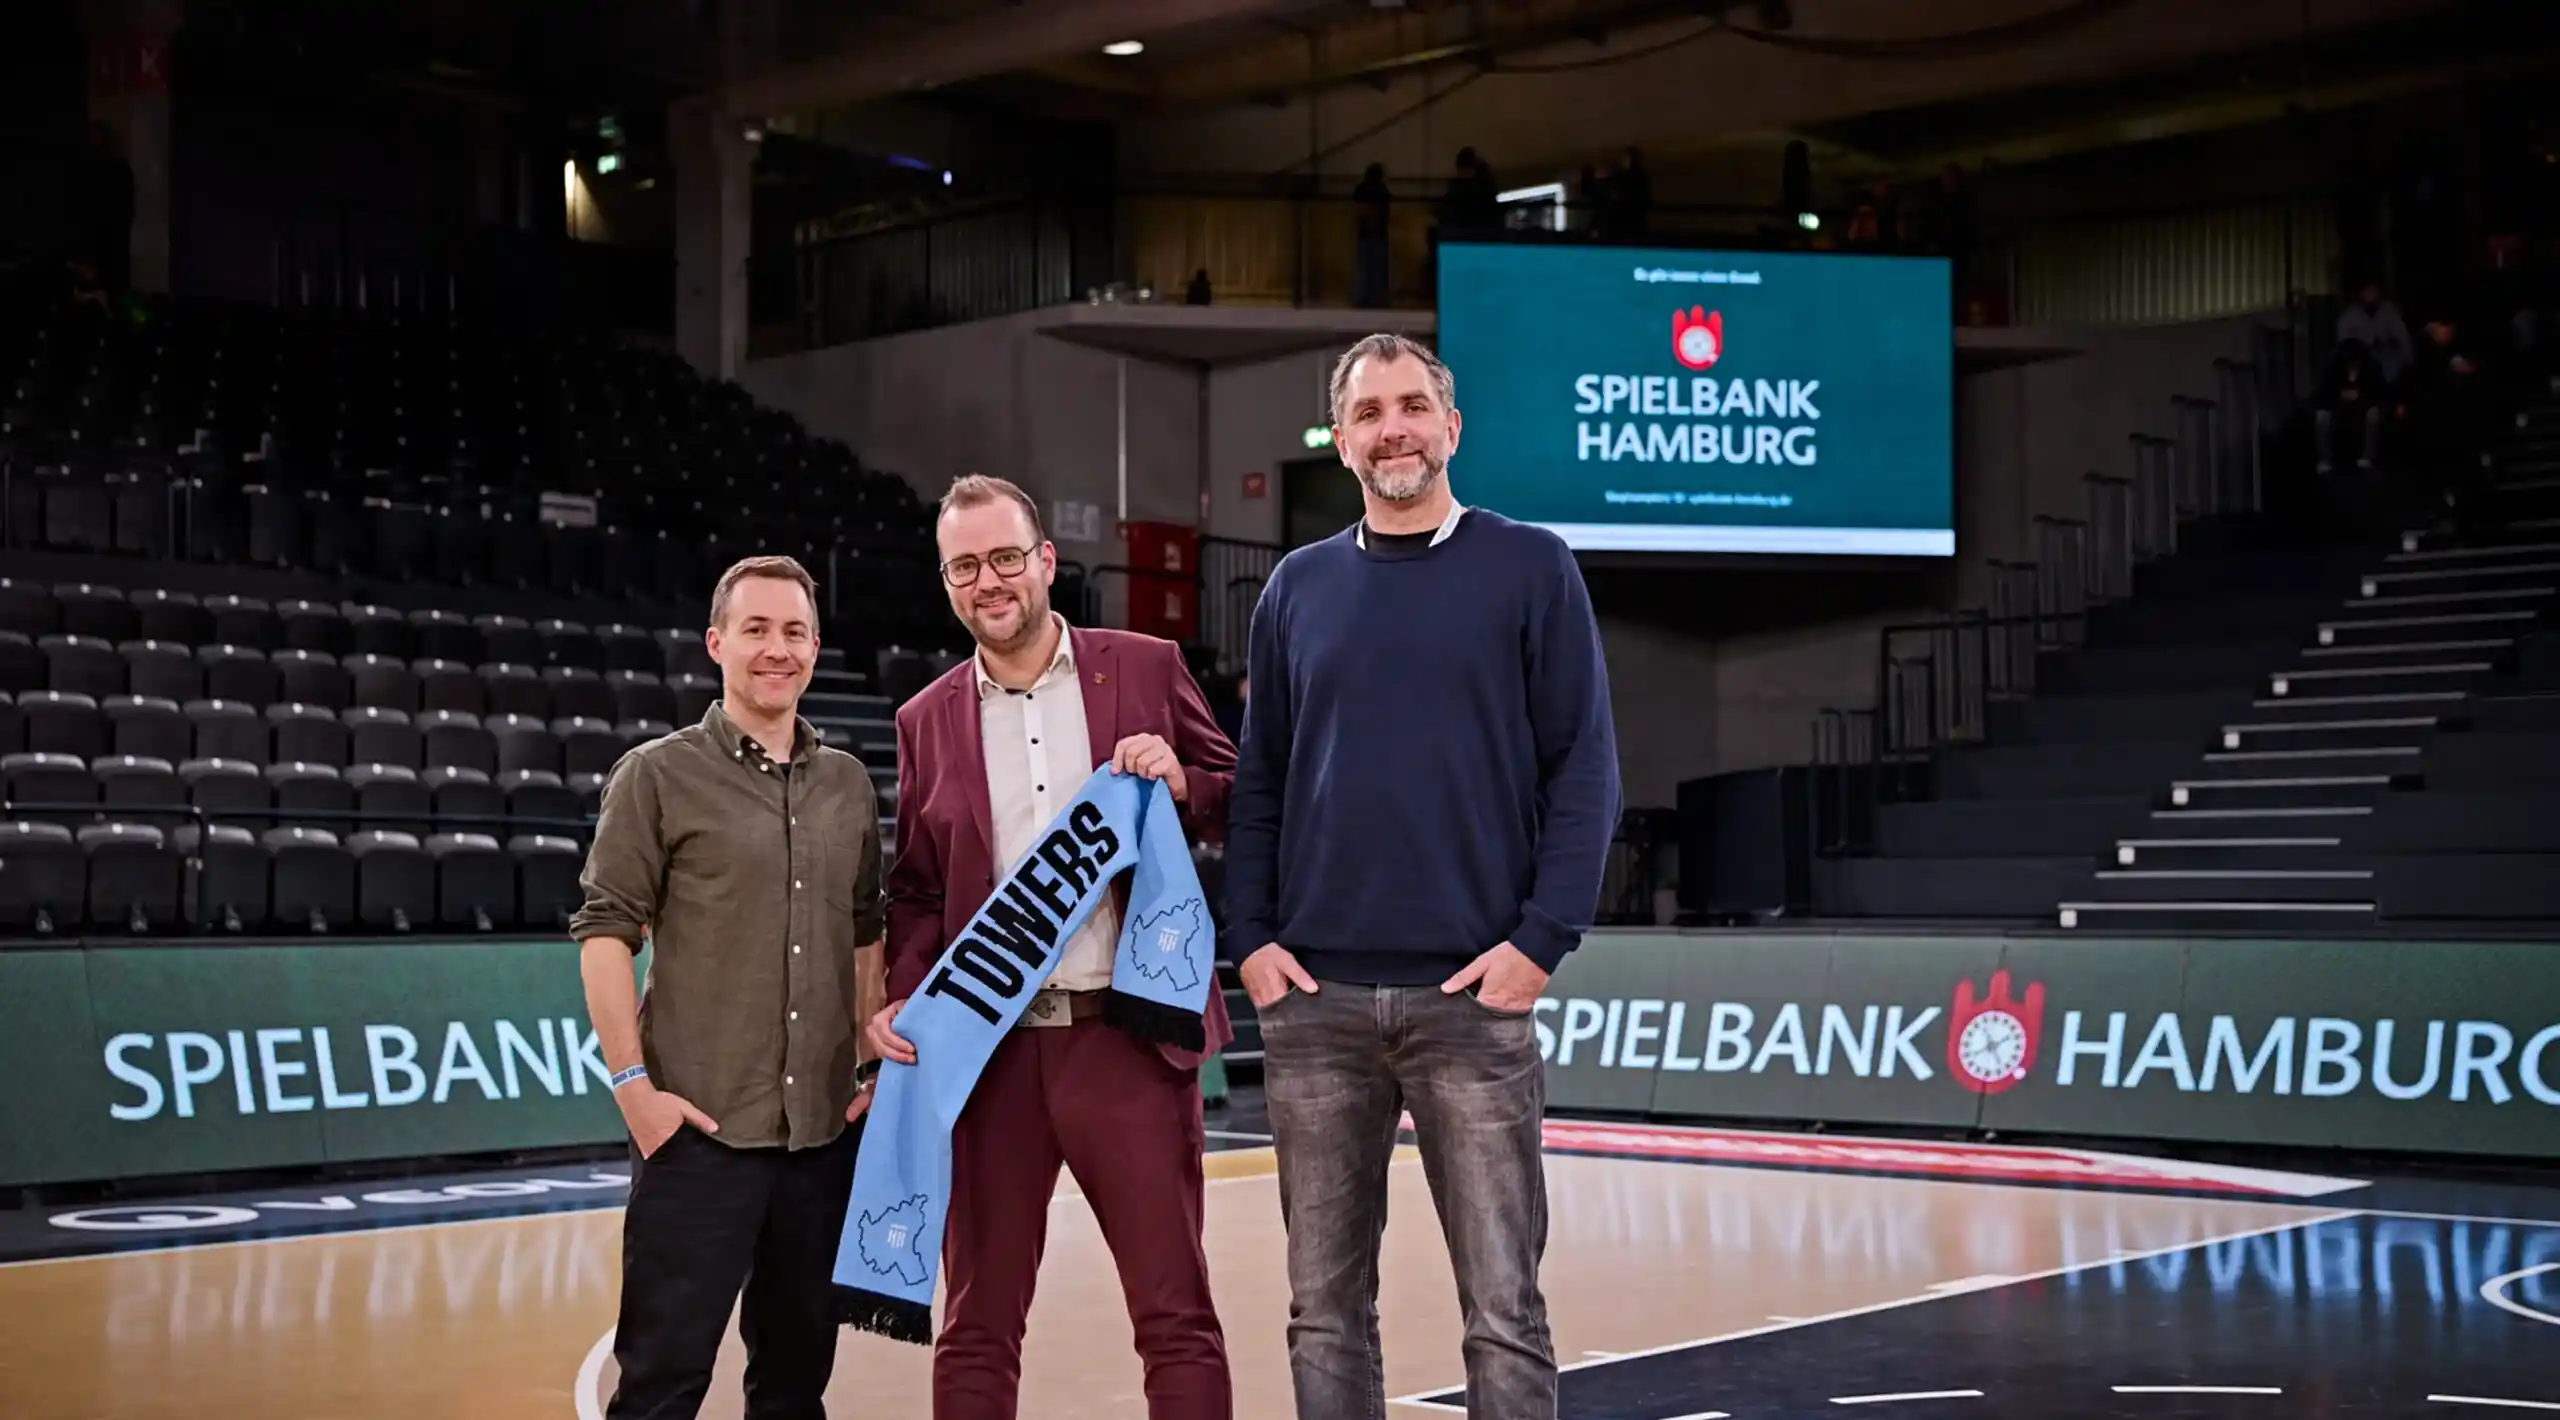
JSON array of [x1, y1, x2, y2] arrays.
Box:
[[1223, 508, 1622, 984]]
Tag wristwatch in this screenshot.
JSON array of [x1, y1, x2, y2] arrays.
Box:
[[854, 1058, 881, 1087]]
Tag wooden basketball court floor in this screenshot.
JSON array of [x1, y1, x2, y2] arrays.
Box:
[[3, 1116, 2555, 1419]]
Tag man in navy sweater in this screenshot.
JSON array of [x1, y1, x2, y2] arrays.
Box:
[[1226, 332, 1621, 1418]]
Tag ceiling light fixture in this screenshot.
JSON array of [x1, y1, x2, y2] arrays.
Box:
[[1102, 39, 1144, 56]]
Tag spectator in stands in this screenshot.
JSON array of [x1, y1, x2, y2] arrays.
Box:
[[2405, 317, 2499, 531], [1226, 333, 1620, 1420], [1353, 163, 1392, 307], [2337, 281, 2417, 387], [867, 473, 1238, 1420], [570, 555, 887, 1420], [2314, 337, 2389, 474]]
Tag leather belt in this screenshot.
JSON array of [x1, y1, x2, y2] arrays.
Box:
[[1019, 987, 1104, 1029]]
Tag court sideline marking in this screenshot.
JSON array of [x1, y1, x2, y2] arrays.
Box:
[[1387, 1208, 2361, 1411]]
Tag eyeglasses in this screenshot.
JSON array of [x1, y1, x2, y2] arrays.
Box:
[[939, 544, 1040, 587]]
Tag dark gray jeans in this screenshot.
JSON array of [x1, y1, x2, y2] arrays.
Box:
[[1258, 981, 1554, 1420]]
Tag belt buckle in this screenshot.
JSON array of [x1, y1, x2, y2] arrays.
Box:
[[1020, 988, 1073, 1029]]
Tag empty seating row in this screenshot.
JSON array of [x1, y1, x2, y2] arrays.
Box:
[[0, 582, 714, 672], [2, 755, 601, 832], [0, 638, 710, 719], [0, 820, 585, 935], [0, 697, 668, 774]]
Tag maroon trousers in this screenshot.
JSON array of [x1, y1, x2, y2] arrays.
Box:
[[934, 1016, 1231, 1420]]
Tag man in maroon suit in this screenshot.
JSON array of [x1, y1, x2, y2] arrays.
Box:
[[867, 473, 1237, 1420]]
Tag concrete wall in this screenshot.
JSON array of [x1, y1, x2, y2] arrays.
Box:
[[742, 309, 2279, 808]]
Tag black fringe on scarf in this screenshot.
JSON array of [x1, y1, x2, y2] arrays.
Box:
[[835, 1286, 933, 1345], [1103, 988, 1206, 1052]]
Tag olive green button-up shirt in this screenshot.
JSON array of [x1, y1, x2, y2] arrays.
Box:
[[568, 701, 885, 1151]]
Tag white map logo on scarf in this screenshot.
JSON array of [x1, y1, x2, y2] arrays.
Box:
[[855, 1192, 932, 1286], [1125, 898, 1206, 992]]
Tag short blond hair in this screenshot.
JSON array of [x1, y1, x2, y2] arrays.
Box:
[[709, 554, 820, 634], [938, 473, 1045, 541]]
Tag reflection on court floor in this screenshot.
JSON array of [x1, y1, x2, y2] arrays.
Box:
[[0, 1123, 2552, 1420]]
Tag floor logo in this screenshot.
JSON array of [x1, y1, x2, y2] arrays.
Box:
[[1672, 306, 1724, 369], [1948, 971, 2045, 1094]]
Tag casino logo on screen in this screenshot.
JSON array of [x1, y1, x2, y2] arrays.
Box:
[[1672, 306, 1724, 370], [1946, 970, 2044, 1095]]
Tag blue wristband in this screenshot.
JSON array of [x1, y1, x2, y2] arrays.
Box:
[[608, 1064, 648, 1090]]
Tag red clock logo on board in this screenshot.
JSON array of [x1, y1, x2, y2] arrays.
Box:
[[1673, 307, 1724, 370], [1946, 970, 2044, 1095]]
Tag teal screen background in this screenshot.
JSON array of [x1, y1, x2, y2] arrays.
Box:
[[1434, 242, 1955, 555]]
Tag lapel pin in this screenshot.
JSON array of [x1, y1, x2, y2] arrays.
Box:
[[1093, 672, 1107, 684]]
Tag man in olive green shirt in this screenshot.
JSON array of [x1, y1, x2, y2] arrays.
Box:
[[571, 554, 886, 1420]]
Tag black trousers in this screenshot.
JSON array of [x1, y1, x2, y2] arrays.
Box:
[[608, 1117, 864, 1420]]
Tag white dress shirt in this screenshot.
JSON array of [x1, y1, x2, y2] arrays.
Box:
[[975, 615, 1118, 991]]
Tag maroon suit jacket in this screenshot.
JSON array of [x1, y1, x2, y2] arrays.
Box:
[[885, 624, 1237, 1068]]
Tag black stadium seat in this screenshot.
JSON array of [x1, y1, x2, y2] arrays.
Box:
[[555, 716, 623, 777], [596, 624, 658, 673], [4, 751, 97, 825], [350, 829, 433, 931], [269, 702, 350, 765], [409, 608, 480, 664], [344, 604, 412, 659], [203, 594, 278, 650], [96, 755, 185, 819], [538, 619, 602, 670], [265, 826, 353, 932], [670, 673, 717, 723], [0, 820, 81, 932], [0, 693, 18, 755], [200, 645, 277, 706], [42, 634, 124, 700], [608, 670, 678, 725], [479, 663, 548, 719], [278, 599, 350, 656], [107, 696, 189, 763], [417, 659, 482, 715], [474, 615, 541, 665], [0, 580, 56, 638], [346, 706, 421, 769], [182, 758, 268, 823], [176, 823, 267, 932], [122, 639, 202, 701], [348, 763, 430, 836], [543, 665, 616, 721], [186, 699, 268, 764], [569, 770, 606, 816], [422, 709, 496, 774], [130, 588, 211, 645], [424, 765, 504, 826], [267, 761, 352, 827], [81, 822, 181, 933], [512, 834, 584, 928], [21, 691, 109, 761], [491, 714, 561, 777], [499, 768, 579, 828], [0, 632, 42, 695], [347, 653, 419, 710], [55, 584, 138, 643], [273, 649, 352, 710], [428, 831, 511, 929]]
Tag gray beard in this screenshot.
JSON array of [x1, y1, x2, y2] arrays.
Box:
[[1356, 451, 1443, 504]]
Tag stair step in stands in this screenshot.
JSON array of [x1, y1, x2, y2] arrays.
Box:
[[2110, 837, 2345, 870]]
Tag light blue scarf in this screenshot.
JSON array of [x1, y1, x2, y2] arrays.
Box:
[[832, 766, 1214, 1342]]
